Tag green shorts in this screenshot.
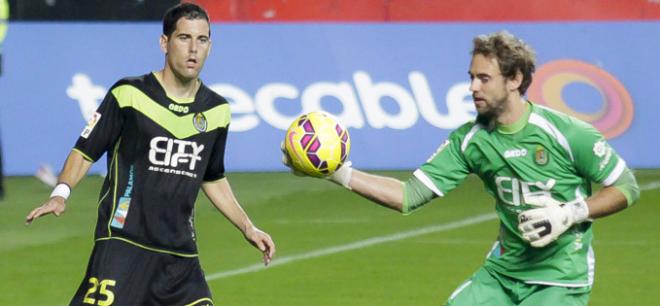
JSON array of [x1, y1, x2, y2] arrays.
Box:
[[445, 266, 590, 306]]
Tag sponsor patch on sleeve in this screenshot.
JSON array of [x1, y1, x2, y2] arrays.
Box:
[[80, 112, 102, 139]]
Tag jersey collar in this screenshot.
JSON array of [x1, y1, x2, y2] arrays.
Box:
[[496, 101, 532, 134]]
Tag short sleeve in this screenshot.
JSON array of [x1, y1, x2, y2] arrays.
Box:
[[74, 90, 124, 162], [568, 120, 626, 186], [203, 127, 228, 182], [415, 129, 471, 197]]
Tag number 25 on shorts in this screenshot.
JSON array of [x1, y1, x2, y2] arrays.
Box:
[[83, 277, 116, 306]]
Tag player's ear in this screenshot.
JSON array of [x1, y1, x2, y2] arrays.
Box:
[[159, 34, 169, 55], [507, 70, 523, 93]]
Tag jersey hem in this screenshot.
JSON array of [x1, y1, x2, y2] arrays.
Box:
[[202, 175, 226, 183], [96, 236, 199, 258]]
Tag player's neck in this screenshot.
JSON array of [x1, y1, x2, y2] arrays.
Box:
[[496, 96, 527, 126], [155, 69, 200, 100]]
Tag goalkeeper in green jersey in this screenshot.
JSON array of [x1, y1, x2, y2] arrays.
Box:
[[284, 31, 639, 305]]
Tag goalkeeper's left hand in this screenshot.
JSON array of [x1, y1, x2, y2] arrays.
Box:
[[517, 196, 590, 248]]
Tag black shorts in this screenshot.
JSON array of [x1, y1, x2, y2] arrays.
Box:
[[70, 239, 213, 306]]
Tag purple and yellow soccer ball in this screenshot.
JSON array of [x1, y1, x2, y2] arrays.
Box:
[[284, 111, 351, 177]]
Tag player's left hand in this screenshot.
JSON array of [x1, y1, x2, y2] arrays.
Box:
[[244, 226, 276, 266], [517, 196, 589, 248], [25, 197, 67, 225]]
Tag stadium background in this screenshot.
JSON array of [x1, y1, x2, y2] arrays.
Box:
[[1, 1, 659, 305]]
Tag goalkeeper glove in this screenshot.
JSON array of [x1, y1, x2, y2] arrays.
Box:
[[280, 141, 306, 177], [517, 196, 589, 248], [328, 161, 353, 189], [280, 141, 353, 189]]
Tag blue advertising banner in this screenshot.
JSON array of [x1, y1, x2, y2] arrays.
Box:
[[0, 22, 658, 175]]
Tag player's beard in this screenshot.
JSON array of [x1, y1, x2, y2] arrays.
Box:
[[475, 94, 508, 132]]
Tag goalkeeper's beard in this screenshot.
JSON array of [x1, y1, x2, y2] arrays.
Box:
[[475, 102, 506, 132]]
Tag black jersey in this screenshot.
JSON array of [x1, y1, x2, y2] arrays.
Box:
[[74, 73, 230, 257]]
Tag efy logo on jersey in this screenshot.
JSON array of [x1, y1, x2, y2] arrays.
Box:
[[534, 145, 549, 166], [148, 136, 205, 178], [193, 113, 207, 132]]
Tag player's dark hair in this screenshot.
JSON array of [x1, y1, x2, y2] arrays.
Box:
[[472, 31, 536, 95], [163, 2, 211, 38]]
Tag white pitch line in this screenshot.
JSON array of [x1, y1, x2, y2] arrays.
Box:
[[640, 180, 660, 191], [206, 179, 660, 282], [206, 213, 498, 281]]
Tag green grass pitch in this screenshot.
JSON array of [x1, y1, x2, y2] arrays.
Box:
[[1, 169, 659, 305]]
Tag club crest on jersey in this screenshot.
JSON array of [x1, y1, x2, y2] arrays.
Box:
[[193, 112, 207, 132], [534, 145, 549, 165]]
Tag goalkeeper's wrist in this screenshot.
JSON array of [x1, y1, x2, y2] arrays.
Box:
[[565, 198, 589, 224], [329, 161, 353, 190]]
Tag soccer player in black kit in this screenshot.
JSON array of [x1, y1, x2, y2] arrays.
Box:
[[25, 3, 275, 305]]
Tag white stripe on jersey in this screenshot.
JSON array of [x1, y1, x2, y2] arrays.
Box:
[[528, 113, 574, 162], [413, 169, 445, 197], [449, 280, 473, 300], [524, 280, 590, 288], [588, 244, 595, 286], [461, 124, 482, 152], [603, 158, 627, 186]]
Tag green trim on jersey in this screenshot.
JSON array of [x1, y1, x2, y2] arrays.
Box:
[[111, 84, 231, 138], [496, 102, 531, 134], [107, 138, 121, 238], [402, 176, 437, 214], [72, 148, 94, 162], [613, 167, 640, 206]]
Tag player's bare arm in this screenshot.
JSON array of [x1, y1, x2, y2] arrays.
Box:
[[201, 178, 275, 265], [338, 168, 405, 212], [585, 186, 628, 218], [25, 150, 93, 224]]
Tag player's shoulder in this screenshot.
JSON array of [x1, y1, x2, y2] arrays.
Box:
[[530, 102, 588, 128], [529, 102, 601, 140], [111, 73, 152, 90], [198, 82, 229, 107], [453, 120, 482, 138], [444, 120, 486, 153]]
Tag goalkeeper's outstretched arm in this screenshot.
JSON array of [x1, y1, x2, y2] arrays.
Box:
[[328, 163, 437, 214], [340, 167, 405, 212], [281, 144, 436, 214]]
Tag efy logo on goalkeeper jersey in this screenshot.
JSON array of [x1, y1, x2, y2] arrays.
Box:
[[147, 136, 205, 178]]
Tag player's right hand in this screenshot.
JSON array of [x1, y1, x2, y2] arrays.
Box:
[[25, 197, 67, 225]]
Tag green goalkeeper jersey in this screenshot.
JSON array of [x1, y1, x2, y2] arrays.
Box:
[[413, 101, 626, 287]]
